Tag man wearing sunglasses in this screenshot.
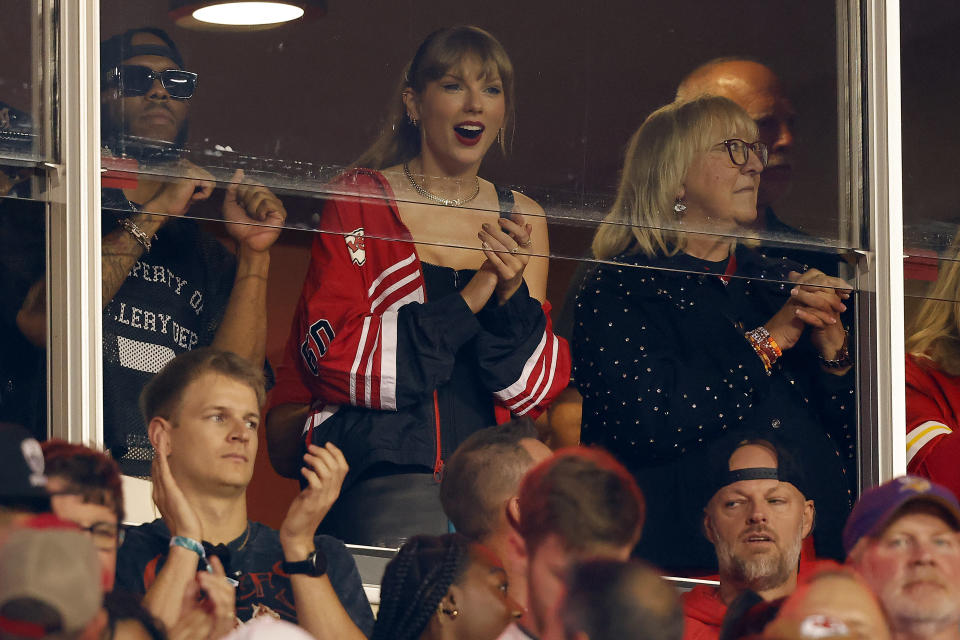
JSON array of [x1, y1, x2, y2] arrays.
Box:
[[101, 29, 286, 482], [100, 28, 194, 159], [6, 27, 287, 482]]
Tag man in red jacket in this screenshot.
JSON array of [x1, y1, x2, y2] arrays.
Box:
[[683, 436, 822, 640]]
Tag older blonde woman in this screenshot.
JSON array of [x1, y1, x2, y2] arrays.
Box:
[[573, 96, 855, 571]]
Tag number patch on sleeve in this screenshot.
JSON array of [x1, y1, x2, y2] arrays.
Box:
[[300, 319, 335, 376]]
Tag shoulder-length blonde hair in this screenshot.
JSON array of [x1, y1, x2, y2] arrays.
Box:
[[906, 232, 960, 374], [592, 96, 758, 260], [354, 25, 515, 171]]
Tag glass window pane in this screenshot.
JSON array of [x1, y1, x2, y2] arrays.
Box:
[[98, 0, 863, 582], [0, 192, 47, 441], [1, 0, 56, 442], [901, 2, 960, 499], [0, 0, 53, 163], [96, 2, 852, 255]]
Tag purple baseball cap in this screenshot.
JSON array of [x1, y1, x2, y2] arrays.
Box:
[[842, 475, 960, 556]]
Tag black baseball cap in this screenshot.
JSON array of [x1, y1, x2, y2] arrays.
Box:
[[0, 424, 50, 512], [703, 431, 810, 506], [101, 27, 185, 73]]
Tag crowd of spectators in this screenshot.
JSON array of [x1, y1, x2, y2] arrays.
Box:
[[4, 16, 960, 640], [5, 363, 960, 640]]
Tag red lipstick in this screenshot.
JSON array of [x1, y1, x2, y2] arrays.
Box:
[[454, 121, 484, 146]]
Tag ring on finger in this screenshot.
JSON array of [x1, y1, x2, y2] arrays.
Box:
[[509, 245, 520, 254], [521, 239, 533, 248]]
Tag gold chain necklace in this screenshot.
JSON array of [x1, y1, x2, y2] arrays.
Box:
[[236, 522, 251, 550], [403, 162, 480, 207]]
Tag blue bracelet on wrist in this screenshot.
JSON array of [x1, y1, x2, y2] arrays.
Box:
[[169, 536, 213, 572]]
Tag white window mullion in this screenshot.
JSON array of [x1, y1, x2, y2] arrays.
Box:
[[864, 0, 906, 482], [47, 0, 103, 448]]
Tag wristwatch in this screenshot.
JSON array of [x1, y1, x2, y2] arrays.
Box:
[[282, 549, 327, 577], [818, 329, 854, 369]]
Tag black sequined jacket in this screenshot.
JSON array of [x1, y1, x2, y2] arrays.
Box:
[[572, 244, 855, 568]]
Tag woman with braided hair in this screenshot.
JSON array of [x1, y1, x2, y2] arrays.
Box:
[[373, 533, 522, 640]]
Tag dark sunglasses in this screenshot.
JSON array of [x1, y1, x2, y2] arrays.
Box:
[[108, 65, 198, 100]]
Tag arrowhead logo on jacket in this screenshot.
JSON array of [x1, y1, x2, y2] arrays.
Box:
[[345, 227, 366, 266]]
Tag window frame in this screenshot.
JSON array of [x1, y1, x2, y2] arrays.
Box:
[[45, 0, 906, 481], [48, 0, 105, 447]]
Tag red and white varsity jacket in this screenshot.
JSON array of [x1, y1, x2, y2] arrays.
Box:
[[270, 169, 570, 483]]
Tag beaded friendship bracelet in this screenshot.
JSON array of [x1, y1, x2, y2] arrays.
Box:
[[745, 326, 782, 376]]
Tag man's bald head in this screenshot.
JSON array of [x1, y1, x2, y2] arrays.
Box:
[[677, 58, 795, 207]]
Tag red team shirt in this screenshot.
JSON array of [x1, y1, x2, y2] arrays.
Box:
[[905, 353, 960, 497]]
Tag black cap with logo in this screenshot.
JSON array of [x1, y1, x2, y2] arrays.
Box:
[[0, 423, 50, 513]]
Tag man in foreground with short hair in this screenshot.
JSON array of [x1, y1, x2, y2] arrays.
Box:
[[499, 447, 646, 640], [116, 348, 373, 638], [42, 441, 176, 640], [440, 418, 552, 610], [41, 440, 125, 591], [683, 438, 819, 640], [845, 476, 960, 640], [553, 558, 684, 640]]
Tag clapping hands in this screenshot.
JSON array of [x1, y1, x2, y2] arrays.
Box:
[[765, 269, 851, 358], [278, 442, 349, 561]]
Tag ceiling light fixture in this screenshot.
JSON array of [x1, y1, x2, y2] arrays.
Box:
[[194, 2, 303, 25], [170, 0, 326, 31]]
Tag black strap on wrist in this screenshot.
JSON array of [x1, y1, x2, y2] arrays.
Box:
[[282, 548, 327, 577]]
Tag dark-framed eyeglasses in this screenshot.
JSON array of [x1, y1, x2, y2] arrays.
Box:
[[107, 65, 198, 100], [75, 521, 126, 551], [719, 139, 768, 168]]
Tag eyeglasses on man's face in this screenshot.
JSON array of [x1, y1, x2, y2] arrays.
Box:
[[107, 65, 198, 100], [717, 138, 769, 168], [75, 521, 126, 551]]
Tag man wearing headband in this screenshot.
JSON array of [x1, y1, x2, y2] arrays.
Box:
[[683, 437, 820, 640], [844, 476, 960, 640]]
